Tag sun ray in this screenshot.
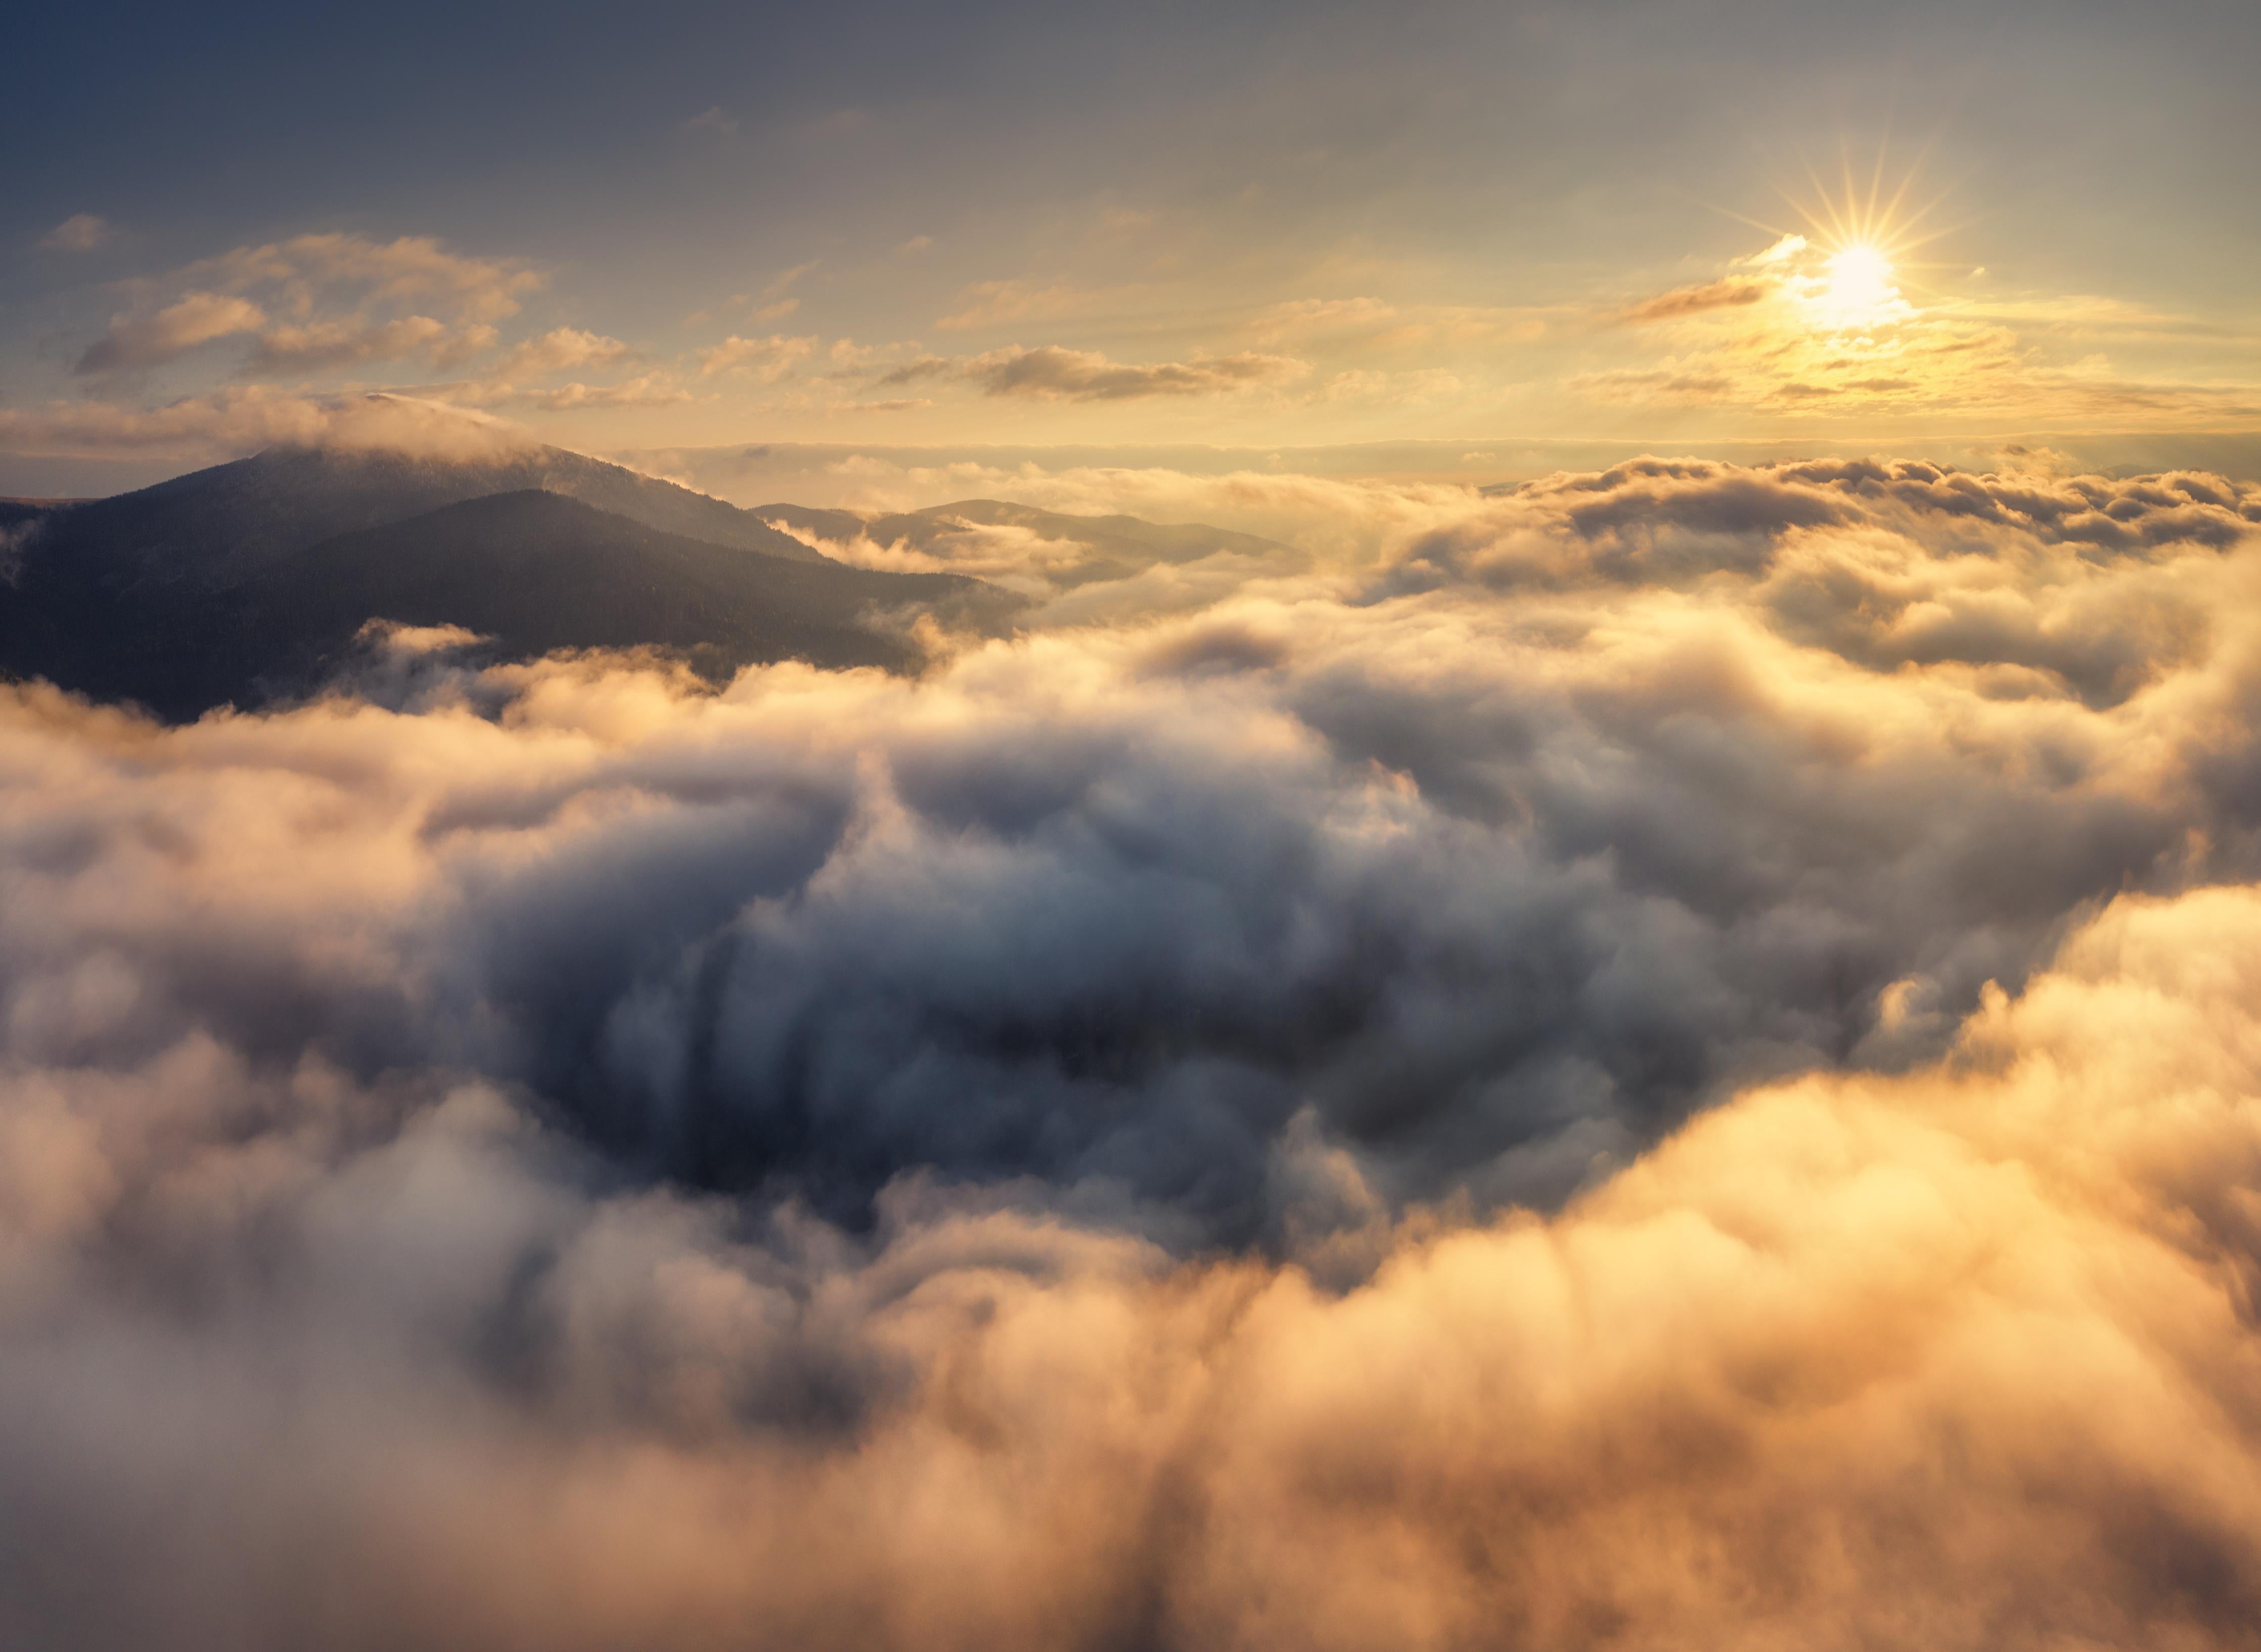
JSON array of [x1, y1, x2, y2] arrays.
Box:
[[1698, 143, 1972, 338]]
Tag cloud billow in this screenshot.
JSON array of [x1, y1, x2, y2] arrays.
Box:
[[7, 456, 2261, 1644], [69, 232, 539, 381]]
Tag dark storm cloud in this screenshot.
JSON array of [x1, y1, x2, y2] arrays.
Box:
[[9, 456, 2261, 1644]]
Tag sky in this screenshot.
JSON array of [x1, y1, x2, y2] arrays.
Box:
[[8, 0, 2261, 495], [20, 6, 2261, 1647]]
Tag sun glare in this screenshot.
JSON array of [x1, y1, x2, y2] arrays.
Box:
[[1727, 148, 1955, 334], [1820, 242, 1898, 323]]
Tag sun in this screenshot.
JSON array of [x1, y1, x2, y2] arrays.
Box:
[[1818, 242, 1899, 326], [1726, 147, 1957, 332]]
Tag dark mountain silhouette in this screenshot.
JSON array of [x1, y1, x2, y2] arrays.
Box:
[[18, 443, 826, 602], [756, 498, 1306, 588], [2, 472, 1020, 719], [245, 489, 1004, 678]]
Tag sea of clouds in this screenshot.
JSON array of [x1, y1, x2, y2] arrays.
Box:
[[7, 455, 2261, 1648]]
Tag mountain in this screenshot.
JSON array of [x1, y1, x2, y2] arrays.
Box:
[[235, 489, 1001, 683], [13, 444, 827, 605], [1, 471, 1020, 719], [756, 498, 1306, 588]]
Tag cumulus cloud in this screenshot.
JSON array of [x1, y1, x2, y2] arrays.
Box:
[[187, 232, 542, 325], [399, 330, 688, 414], [71, 232, 543, 383], [6, 455, 2261, 1643], [490, 326, 631, 379], [1740, 231, 1807, 266], [36, 213, 114, 253]]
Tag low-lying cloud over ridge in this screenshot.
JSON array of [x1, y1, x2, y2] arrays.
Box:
[[0, 389, 534, 462], [8, 454, 2261, 1645]]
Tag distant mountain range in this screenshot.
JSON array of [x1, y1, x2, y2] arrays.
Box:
[[0, 445, 1020, 719], [756, 499, 1307, 588]]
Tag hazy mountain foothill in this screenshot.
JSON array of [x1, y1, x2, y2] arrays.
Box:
[[757, 498, 1310, 589]]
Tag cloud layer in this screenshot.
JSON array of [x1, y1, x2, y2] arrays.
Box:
[[6, 455, 2261, 1644]]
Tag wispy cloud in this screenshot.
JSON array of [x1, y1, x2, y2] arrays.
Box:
[[485, 372, 693, 410], [1618, 274, 1775, 325], [936, 280, 1112, 331], [748, 261, 819, 322], [680, 106, 738, 137], [247, 315, 497, 374], [883, 344, 1304, 400], [36, 213, 114, 253], [76, 292, 268, 373], [696, 332, 819, 380]]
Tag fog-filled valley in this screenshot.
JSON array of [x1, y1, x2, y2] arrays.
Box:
[[8, 428, 2261, 1645]]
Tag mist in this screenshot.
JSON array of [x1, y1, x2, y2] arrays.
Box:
[[3, 455, 2261, 1646]]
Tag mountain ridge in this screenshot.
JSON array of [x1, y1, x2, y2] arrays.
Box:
[[17, 443, 827, 602], [0, 465, 1021, 719], [188, 489, 1013, 707]]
